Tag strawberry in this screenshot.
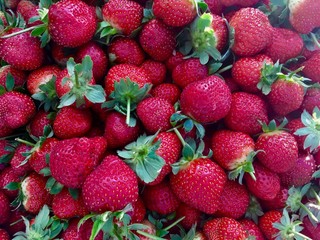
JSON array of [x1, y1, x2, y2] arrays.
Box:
[[10, 144, 32, 177], [62, 218, 103, 240], [3, 0, 20, 8], [0, 28, 44, 70], [301, 87, 320, 113], [224, 92, 269, 135], [205, 0, 223, 15], [48, 0, 97, 47], [258, 210, 281, 240], [75, 42, 108, 81], [16, 0, 41, 27], [165, 51, 185, 72], [279, 153, 316, 187], [0, 229, 10, 240], [239, 219, 265, 240], [203, 217, 247, 240], [82, 155, 139, 213], [108, 37, 145, 66], [260, 187, 288, 211], [52, 188, 88, 219], [152, 0, 197, 27], [141, 60, 166, 86], [244, 162, 280, 201], [0, 65, 26, 89], [3, 209, 26, 236], [230, 8, 273, 56], [51, 43, 76, 66], [175, 203, 202, 230], [255, 120, 298, 173], [128, 197, 146, 223], [26, 65, 60, 95], [287, 118, 306, 151], [288, 0, 320, 33], [221, 0, 259, 7], [264, 28, 303, 63], [104, 111, 141, 149], [0, 190, 10, 224], [215, 180, 250, 219], [180, 75, 232, 124], [27, 110, 53, 138], [172, 58, 208, 88], [136, 97, 175, 134], [53, 107, 92, 139], [101, 0, 143, 36], [302, 51, 320, 83], [150, 83, 181, 105], [302, 216, 320, 240], [50, 137, 107, 189], [142, 181, 180, 215], [139, 19, 176, 62], [0, 167, 20, 199]]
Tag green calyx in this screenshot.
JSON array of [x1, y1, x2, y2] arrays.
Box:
[[257, 61, 282, 95], [45, 177, 63, 195], [96, 21, 119, 45], [102, 78, 152, 127], [58, 56, 106, 108], [260, 118, 288, 133], [245, 195, 264, 224], [117, 132, 165, 184], [0, 140, 17, 164], [0, 72, 17, 95], [295, 107, 320, 152]]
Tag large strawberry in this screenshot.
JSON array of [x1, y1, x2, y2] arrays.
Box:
[[82, 155, 138, 213]]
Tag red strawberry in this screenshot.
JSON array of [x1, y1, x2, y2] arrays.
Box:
[[62, 218, 103, 240], [172, 58, 208, 88], [101, 0, 143, 36], [0, 167, 20, 199], [128, 197, 146, 223], [244, 162, 280, 201], [239, 219, 265, 240], [108, 37, 145, 66], [264, 28, 303, 63], [50, 137, 107, 188], [0, 190, 10, 225], [82, 155, 139, 213], [51, 43, 76, 66], [205, 0, 223, 15], [215, 180, 250, 219], [221, 0, 259, 7], [48, 0, 97, 47], [0, 28, 44, 70], [302, 216, 320, 240], [203, 217, 247, 240], [175, 203, 201, 230], [224, 92, 269, 135], [139, 19, 176, 62], [10, 144, 32, 177], [153, 0, 196, 27], [255, 120, 298, 173], [28, 110, 53, 138], [17, 0, 41, 27], [260, 187, 288, 211], [53, 107, 92, 139], [0, 229, 10, 240], [165, 51, 185, 72], [180, 75, 232, 124], [301, 87, 320, 113], [287, 118, 306, 151], [230, 8, 273, 56], [302, 52, 320, 83], [288, 0, 320, 33], [75, 42, 108, 81], [136, 97, 175, 134], [142, 181, 180, 215], [258, 210, 281, 240], [3, 209, 26, 236], [0, 65, 26, 88], [150, 83, 181, 105], [141, 60, 166, 86], [26, 65, 60, 95]]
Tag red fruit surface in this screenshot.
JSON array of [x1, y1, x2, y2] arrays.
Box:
[[141, 60, 166, 86], [62, 218, 103, 240], [302, 52, 320, 83], [10, 144, 32, 177], [258, 210, 281, 240], [286, 118, 306, 151], [0, 167, 20, 199], [221, 0, 259, 6], [0, 229, 10, 240], [165, 51, 185, 72], [260, 187, 288, 211], [0, 65, 26, 88], [301, 87, 320, 113], [175, 203, 201, 230], [150, 83, 181, 105], [17, 0, 41, 27], [206, 0, 223, 15], [0, 191, 10, 225], [128, 197, 146, 223], [28, 110, 52, 138], [239, 219, 265, 240]]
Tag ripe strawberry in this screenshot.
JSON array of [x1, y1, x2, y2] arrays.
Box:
[[239, 219, 265, 240], [203, 217, 247, 240], [287, 118, 306, 151], [0, 190, 10, 225], [50, 137, 107, 188], [48, 0, 97, 47], [153, 0, 197, 27], [141, 60, 166, 86], [230, 8, 273, 56], [0, 28, 44, 70], [0, 167, 20, 199], [136, 97, 175, 134], [139, 19, 176, 62], [75, 42, 108, 81], [165, 51, 185, 72], [108, 37, 145, 66], [3, 209, 26, 236], [258, 210, 281, 240], [175, 203, 201, 230], [17, 0, 41, 27], [53, 107, 92, 139], [104, 63, 151, 96], [260, 187, 288, 211], [26, 65, 60, 95], [142, 181, 180, 215], [301, 216, 320, 240], [10, 144, 32, 177], [206, 0, 223, 15], [0, 65, 26, 88], [0, 229, 10, 240], [62, 218, 103, 240], [215, 180, 250, 219], [244, 162, 280, 201], [82, 155, 139, 213], [51, 43, 76, 66], [150, 83, 181, 105], [256, 120, 298, 173], [224, 92, 269, 135], [104, 111, 141, 149], [264, 28, 303, 63], [302, 51, 320, 83], [288, 0, 320, 33], [279, 153, 316, 187], [28, 110, 53, 138], [128, 197, 146, 223], [172, 58, 208, 88], [101, 0, 143, 36], [180, 75, 232, 124], [301, 87, 320, 113], [221, 0, 259, 7]]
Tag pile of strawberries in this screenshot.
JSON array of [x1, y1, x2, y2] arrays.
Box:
[[0, 0, 320, 239]]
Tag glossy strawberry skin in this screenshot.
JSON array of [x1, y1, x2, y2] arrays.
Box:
[[239, 219, 265, 240], [165, 51, 185, 72], [0, 229, 10, 240], [180, 75, 232, 124], [141, 60, 166, 86], [28, 110, 52, 138], [17, 0, 41, 27], [0, 167, 20, 199], [150, 83, 181, 105], [260, 187, 288, 211], [230, 8, 273, 56], [258, 210, 281, 240], [0, 191, 10, 225], [175, 203, 202, 230], [221, 0, 259, 6], [48, 0, 97, 47], [287, 118, 306, 151], [82, 155, 138, 213], [301, 87, 320, 113], [302, 52, 320, 83], [170, 158, 227, 214], [129, 197, 146, 223], [0, 65, 26, 88], [10, 144, 32, 177]]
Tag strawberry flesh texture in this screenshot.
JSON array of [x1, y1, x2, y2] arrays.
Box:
[[221, 0, 259, 7], [128, 197, 146, 223], [260, 187, 288, 211], [16, 0, 41, 27]]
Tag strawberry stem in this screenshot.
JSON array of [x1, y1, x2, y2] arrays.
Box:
[[74, 70, 80, 88], [0, 24, 46, 38], [15, 138, 35, 147], [216, 64, 233, 74], [126, 97, 131, 125], [299, 202, 318, 223], [173, 127, 186, 146], [163, 216, 185, 231]]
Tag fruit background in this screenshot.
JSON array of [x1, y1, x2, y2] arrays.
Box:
[[0, 0, 320, 239]]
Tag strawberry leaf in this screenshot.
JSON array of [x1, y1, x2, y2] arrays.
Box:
[[257, 61, 282, 95], [5, 72, 14, 91]]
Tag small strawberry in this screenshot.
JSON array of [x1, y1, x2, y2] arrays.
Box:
[[0, 229, 10, 240], [175, 203, 202, 230], [141, 60, 166, 86], [302, 51, 320, 83], [0, 65, 26, 89], [150, 83, 181, 105], [230, 8, 273, 56], [239, 219, 265, 240], [0, 190, 10, 225], [301, 86, 320, 113], [258, 210, 281, 240], [82, 155, 139, 213]]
